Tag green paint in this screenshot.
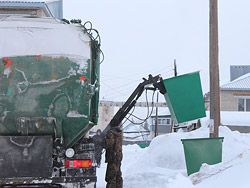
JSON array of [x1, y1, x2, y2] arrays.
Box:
[[162, 72, 206, 124], [6, 89, 11, 97], [138, 144, 149, 148], [0, 54, 100, 148], [181, 137, 224, 175], [18, 83, 27, 92]]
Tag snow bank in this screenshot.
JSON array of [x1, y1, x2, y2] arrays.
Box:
[[0, 17, 91, 58], [121, 126, 250, 188], [122, 127, 210, 188], [147, 127, 209, 170], [97, 121, 250, 188], [193, 150, 250, 188], [201, 111, 250, 127]]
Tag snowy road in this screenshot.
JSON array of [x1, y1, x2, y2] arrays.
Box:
[[96, 159, 107, 188]]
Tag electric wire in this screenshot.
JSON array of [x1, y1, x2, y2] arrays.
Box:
[[123, 90, 156, 126], [101, 72, 173, 100], [121, 104, 136, 126], [126, 89, 150, 122], [124, 63, 174, 78], [81, 21, 104, 64], [101, 70, 173, 97], [101, 81, 126, 96]]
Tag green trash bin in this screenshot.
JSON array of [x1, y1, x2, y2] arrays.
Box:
[[138, 143, 149, 148], [181, 137, 224, 176]]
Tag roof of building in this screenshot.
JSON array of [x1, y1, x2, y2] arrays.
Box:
[[0, 0, 59, 3], [0, 0, 62, 19], [221, 72, 250, 91], [151, 107, 170, 117]]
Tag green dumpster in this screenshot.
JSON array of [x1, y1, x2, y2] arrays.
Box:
[[138, 144, 149, 148], [162, 72, 206, 124], [181, 137, 224, 176]]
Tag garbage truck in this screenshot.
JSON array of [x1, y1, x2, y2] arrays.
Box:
[[0, 16, 169, 188], [0, 16, 101, 188]]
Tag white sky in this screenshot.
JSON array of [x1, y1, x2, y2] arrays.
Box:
[[64, 0, 250, 102]]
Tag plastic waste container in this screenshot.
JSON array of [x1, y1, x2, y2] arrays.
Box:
[[181, 137, 224, 175], [138, 144, 149, 148]]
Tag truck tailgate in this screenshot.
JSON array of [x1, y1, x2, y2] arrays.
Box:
[[0, 136, 52, 178]]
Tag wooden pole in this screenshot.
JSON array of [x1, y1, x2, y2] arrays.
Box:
[[209, 0, 220, 138], [174, 59, 177, 77], [170, 60, 177, 133], [174, 59, 177, 76], [154, 92, 159, 137]]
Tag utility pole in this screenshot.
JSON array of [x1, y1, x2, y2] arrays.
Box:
[[209, 0, 220, 138], [154, 92, 159, 137], [174, 59, 177, 77], [170, 60, 177, 133]]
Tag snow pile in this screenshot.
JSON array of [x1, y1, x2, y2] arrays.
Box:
[[121, 126, 250, 188], [201, 111, 250, 127], [97, 125, 250, 187], [192, 150, 250, 188], [123, 123, 150, 141]]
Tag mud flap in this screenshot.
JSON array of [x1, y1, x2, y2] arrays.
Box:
[[0, 136, 53, 178]]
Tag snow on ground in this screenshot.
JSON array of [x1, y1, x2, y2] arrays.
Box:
[[97, 125, 250, 188], [203, 111, 250, 127], [123, 123, 150, 141]]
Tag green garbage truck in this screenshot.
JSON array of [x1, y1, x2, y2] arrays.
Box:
[[0, 17, 101, 188], [0, 16, 169, 188]]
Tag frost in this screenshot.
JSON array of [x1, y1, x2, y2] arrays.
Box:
[[4, 68, 11, 78], [0, 110, 9, 122], [15, 67, 76, 90], [67, 55, 89, 74], [67, 111, 87, 118], [68, 67, 77, 76], [31, 179, 52, 183], [0, 17, 91, 58]]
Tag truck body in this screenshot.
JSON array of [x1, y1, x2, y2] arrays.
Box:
[[0, 17, 100, 188]]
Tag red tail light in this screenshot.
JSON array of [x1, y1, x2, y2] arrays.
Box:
[[65, 160, 92, 168]]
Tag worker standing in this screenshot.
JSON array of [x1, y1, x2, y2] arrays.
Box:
[[93, 129, 103, 167], [104, 126, 123, 188]]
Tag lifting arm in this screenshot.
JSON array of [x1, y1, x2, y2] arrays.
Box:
[[97, 75, 166, 188], [101, 74, 166, 137]]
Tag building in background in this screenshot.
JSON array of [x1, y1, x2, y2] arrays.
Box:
[[123, 123, 150, 141], [150, 108, 172, 138], [230, 65, 250, 82], [220, 72, 250, 111], [0, 0, 63, 19], [92, 100, 167, 133], [150, 114, 172, 138], [205, 65, 250, 112], [201, 111, 250, 133], [91, 102, 115, 133]]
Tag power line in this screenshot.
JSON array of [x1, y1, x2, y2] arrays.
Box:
[[101, 72, 174, 100], [100, 70, 174, 100]]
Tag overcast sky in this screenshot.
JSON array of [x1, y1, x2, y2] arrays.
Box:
[[64, 0, 250, 102]]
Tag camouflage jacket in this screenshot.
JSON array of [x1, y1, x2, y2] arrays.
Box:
[[104, 129, 123, 163]]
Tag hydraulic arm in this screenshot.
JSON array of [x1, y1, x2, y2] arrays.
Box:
[[100, 74, 166, 188], [102, 74, 166, 136]]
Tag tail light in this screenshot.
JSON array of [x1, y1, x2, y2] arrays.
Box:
[[65, 160, 92, 168]]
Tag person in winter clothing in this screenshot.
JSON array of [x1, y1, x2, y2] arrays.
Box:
[[104, 126, 123, 188], [93, 129, 103, 167]]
